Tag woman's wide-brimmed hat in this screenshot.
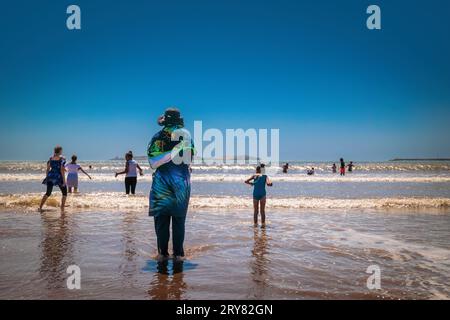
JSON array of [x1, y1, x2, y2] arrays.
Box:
[[157, 107, 184, 126]]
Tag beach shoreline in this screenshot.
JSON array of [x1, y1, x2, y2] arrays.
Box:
[[1, 193, 450, 213], [1, 160, 449, 299]]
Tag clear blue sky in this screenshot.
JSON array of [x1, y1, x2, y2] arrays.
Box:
[[1, 0, 449, 161]]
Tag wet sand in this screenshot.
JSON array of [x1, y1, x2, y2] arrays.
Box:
[[1, 208, 449, 299]]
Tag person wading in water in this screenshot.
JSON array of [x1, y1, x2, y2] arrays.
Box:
[[147, 108, 195, 264]]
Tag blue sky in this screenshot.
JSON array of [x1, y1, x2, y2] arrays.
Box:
[[1, 0, 449, 160]]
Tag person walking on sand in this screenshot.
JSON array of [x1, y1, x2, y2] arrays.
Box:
[[115, 151, 144, 195], [39, 145, 67, 213], [65, 155, 92, 193], [339, 158, 346, 176], [147, 108, 195, 263], [245, 164, 273, 227]]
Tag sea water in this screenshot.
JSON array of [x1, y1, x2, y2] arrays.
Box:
[[0, 160, 449, 299]]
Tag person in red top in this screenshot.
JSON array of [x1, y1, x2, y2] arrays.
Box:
[[340, 158, 346, 176]]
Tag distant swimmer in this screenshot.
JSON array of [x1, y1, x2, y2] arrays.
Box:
[[332, 163, 337, 173], [282, 163, 289, 173], [39, 145, 67, 213], [340, 158, 346, 176], [65, 155, 92, 193], [347, 161, 355, 172], [307, 167, 315, 175], [245, 164, 273, 227], [115, 151, 144, 195]]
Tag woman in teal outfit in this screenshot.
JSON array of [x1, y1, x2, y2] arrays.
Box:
[[147, 108, 194, 262], [245, 164, 273, 227]]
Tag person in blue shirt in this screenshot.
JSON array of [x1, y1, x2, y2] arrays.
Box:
[[245, 164, 273, 227], [147, 108, 195, 263]]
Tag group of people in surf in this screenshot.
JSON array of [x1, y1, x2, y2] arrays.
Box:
[[333, 159, 355, 176], [282, 159, 355, 176], [37, 107, 356, 263], [37, 147, 147, 213], [38, 108, 194, 262], [38, 151, 92, 213]]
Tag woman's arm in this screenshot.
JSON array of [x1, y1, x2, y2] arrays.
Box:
[[136, 164, 144, 176], [79, 167, 92, 179], [60, 165, 66, 186], [266, 176, 273, 186], [245, 175, 255, 185], [115, 162, 129, 177]]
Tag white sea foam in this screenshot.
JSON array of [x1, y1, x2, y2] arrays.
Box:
[[1, 193, 449, 211], [1, 173, 450, 183], [1, 161, 449, 173]]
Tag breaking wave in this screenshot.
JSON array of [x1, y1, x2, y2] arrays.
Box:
[[1, 193, 449, 212], [1, 173, 450, 183], [1, 161, 450, 173]]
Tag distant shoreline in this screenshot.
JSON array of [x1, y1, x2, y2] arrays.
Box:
[[110, 156, 147, 161], [390, 158, 450, 161]]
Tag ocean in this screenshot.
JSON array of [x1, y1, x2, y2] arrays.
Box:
[[0, 160, 449, 299]]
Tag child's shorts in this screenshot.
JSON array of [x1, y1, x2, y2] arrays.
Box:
[[67, 173, 78, 188]]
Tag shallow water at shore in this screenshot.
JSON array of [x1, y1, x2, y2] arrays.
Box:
[[1, 160, 449, 299], [1, 208, 449, 299]]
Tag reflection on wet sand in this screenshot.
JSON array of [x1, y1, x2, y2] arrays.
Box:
[[249, 227, 270, 299], [39, 213, 73, 290], [1, 208, 449, 299], [147, 261, 187, 299], [119, 214, 139, 285]]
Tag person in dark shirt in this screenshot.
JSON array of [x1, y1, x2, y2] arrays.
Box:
[[347, 161, 354, 172], [340, 158, 346, 176]]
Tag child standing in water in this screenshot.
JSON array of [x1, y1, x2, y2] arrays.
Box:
[[340, 158, 346, 176], [332, 163, 337, 173], [245, 165, 273, 227], [65, 155, 92, 193], [115, 151, 144, 195], [39, 145, 67, 213]]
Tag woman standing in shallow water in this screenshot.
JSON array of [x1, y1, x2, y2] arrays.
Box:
[[147, 108, 194, 262], [39, 145, 67, 213], [115, 151, 144, 195]]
